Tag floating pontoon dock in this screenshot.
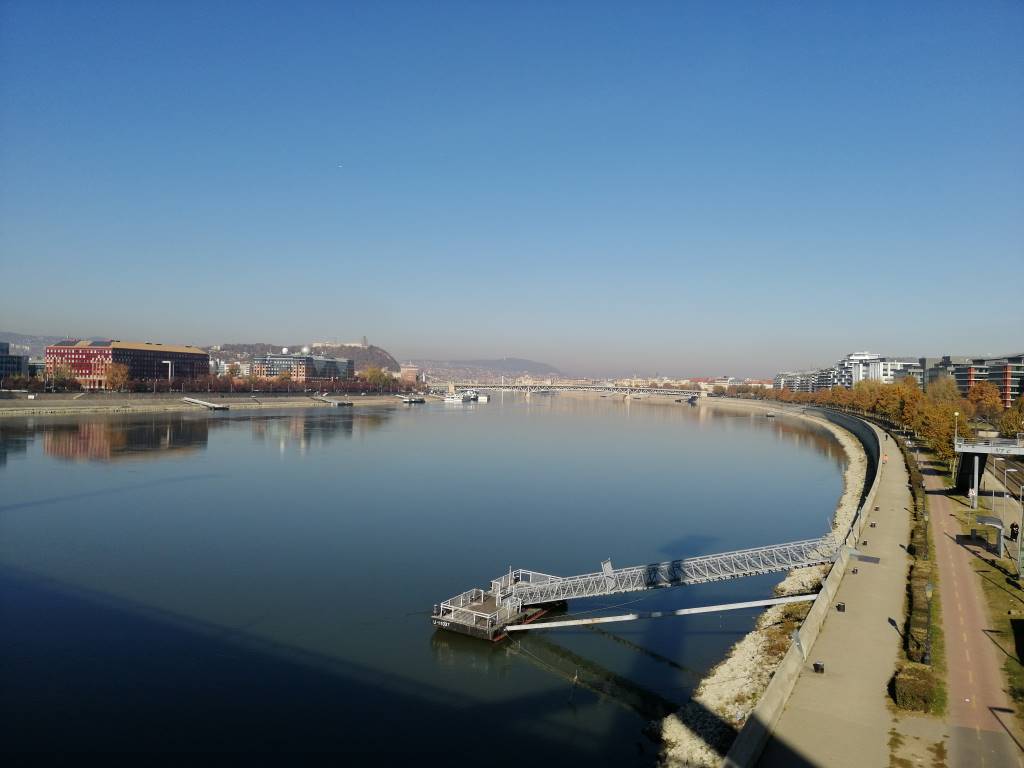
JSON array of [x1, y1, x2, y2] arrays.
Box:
[[432, 535, 838, 641]]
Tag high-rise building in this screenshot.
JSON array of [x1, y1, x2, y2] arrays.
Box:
[[984, 355, 1024, 408], [949, 354, 1024, 407]]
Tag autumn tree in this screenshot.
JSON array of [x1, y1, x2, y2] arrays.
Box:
[[998, 396, 1024, 438], [51, 363, 81, 391], [362, 366, 392, 390], [968, 381, 1003, 424], [106, 363, 130, 391], [925, 376, 961, 405]]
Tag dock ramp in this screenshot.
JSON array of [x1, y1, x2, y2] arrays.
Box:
[[182, 397, 229, 410]]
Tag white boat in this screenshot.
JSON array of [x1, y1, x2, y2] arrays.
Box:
[[444, 393, 471, 403], [477, 394, 489, 403]]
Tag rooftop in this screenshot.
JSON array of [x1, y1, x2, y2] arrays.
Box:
[[49, 339, 207, 355]]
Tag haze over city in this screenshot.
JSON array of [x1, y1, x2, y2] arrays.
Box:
[[2, 2, 1021, 377]]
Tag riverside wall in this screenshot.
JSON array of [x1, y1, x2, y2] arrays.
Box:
[[721, 408, 882, 768], [0, 391, 406, 417]]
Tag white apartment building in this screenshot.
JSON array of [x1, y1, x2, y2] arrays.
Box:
[[835, 352, 910, 387]]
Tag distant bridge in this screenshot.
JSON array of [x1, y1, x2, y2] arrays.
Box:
[[427, 382, 706, 398]]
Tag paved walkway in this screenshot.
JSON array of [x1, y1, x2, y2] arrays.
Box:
[[924, 457, 1023, 767], [760, 425, 913, 766]]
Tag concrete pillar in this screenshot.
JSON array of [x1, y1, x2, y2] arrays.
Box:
[[973, 455, 979, 510]]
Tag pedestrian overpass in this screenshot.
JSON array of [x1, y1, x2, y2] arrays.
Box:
[[954, 436, 1024, 506]]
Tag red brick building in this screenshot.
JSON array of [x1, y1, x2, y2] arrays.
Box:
[[45, 340, 210, 389]]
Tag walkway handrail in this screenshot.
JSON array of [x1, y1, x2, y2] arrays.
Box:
[[511, 535, 838, 607]]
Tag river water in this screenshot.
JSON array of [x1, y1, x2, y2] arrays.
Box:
[[0, 395, 844, 761]]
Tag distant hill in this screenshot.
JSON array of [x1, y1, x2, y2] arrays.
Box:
[[412, 357, 564, 382], [217, 343, 400, 373], [451, 358, 563, 375], [0, 332, 77, 358]]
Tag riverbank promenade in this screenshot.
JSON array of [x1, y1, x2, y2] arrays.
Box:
[[759, 424, 913, 766]]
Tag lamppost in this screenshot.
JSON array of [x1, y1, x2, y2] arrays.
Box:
[[1018, 474, 1024, 576], [954, 410, 959, 445], [923, 581, 934, 665], [162, 361, 172, 394]]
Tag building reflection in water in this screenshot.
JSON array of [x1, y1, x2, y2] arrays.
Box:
[[531, 395, 846, 469], [0, 421, 33, 468], [41, 416, 213, 462], [0, 409, 397, 467], [247, 410, 391, 455]]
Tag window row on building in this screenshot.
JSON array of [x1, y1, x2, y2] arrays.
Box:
[[250, 353, 354, 382], [44, 340, 210, 389]]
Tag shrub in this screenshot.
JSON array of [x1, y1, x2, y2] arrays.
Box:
[[893, 664, 937, 711]]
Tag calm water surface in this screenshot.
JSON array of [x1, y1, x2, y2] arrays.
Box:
[[0, 395, 844, 760]]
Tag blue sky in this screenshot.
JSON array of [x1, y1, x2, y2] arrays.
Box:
[[2, 1, 1022, 376]]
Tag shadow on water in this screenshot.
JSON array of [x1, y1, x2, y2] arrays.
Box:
[[0, 557, 822, 762], [1, 564, 619, 759], [0, 474, 225, 514]]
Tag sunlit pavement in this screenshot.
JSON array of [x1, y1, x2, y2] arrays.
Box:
[[760, 424, 912, 767], [925, 463, 1023, 767]]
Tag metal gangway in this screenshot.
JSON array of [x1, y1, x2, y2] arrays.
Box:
[[433, 534, 838, 640], [182, 397, 229, 411], [311, 394, 352, 407]]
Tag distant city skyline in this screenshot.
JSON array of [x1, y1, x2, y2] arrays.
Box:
[[2, 3, 1022, 376]]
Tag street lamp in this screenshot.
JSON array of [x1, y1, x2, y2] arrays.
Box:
[[954, 411, 959, 444], [1017, 473, 1024, 576], [923, 581, 934, 665]]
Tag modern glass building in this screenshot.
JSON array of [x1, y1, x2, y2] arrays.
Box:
[[251, 353, 354, 382], [0, 341, 30, 381]]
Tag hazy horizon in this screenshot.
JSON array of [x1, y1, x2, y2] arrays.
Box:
[[2, 3, 1021, 376]]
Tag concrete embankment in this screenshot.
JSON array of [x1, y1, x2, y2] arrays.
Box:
[[656, 400, 880, 768], [0, 393, 408, 418]]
